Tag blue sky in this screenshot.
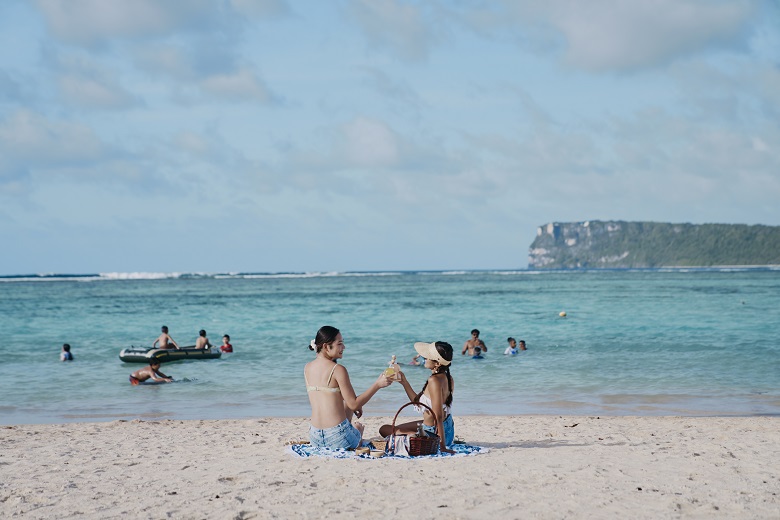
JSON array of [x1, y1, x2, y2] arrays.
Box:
[[1, 0, 779, 275]]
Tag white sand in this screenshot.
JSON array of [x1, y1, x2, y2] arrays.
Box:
[[1, 415, 778, 519]]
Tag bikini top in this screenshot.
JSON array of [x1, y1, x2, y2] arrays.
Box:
[[413, 392, 452, 416], [305, 364, 340, 393]]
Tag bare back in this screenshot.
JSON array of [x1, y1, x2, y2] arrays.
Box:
[[422, 372, 454, 423], [305, 359, 349, 429]]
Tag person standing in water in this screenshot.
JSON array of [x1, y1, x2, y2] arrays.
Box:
[[462, 329, 487, 356]]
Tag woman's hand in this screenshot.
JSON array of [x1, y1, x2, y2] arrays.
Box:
[[397, 370, 408, 384], [375, 373, 394, 388]]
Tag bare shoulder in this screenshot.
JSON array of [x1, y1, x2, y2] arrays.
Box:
[[428, 372, 445, 388]]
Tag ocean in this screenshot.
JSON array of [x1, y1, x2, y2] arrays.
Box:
[[1, 269, 778, 425]]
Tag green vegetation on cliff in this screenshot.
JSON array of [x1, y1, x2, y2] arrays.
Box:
[[528, 221, 780, 269]]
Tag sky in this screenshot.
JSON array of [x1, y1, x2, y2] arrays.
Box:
[[1, 0, 779, 275]]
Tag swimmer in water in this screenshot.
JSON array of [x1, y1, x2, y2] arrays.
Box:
[[129, 359, 173, 385]]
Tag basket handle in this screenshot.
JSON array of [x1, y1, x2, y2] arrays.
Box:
[[390, 401, 441, 439]]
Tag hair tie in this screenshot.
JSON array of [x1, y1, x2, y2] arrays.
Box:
[[310, 339, 317, 350]]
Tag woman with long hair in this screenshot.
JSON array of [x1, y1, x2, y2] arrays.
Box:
[[379, 341, 456, 454], [305, 325, 394, 449]]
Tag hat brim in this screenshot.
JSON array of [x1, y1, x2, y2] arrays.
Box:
[[413, 342, 451, 366]]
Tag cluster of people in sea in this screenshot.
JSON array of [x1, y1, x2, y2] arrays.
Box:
[[304, 325, 529, 454], [150, 325, 233, 353], [59, 325, 235, 385], [417, 328, 527, 361], [128, 326, 234, 385]]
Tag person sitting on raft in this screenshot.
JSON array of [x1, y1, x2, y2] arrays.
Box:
[[379, 341, 456, 454], [129, 359, 173, 385], [153, 325, 180, 350], [304, 325, 394, 449]]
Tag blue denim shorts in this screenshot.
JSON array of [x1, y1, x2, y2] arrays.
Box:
[[422, 414, 455, 447], [309, 418, 362, 450]]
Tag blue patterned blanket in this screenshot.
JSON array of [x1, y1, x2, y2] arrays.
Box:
[[287, 443, 488, 459]]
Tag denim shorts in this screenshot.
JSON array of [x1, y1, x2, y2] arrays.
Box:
[[422, 414, 455, 447], [309, 418, 362, 450]]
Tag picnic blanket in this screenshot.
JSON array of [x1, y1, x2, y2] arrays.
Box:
[[287, 443, 488, 459]]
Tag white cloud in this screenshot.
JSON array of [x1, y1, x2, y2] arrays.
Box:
[[33, 0, 291, 48], [43, 50, 139, 109], [342, 117, 401, 168], [33, 0, 214, 46], [452, 0, 758, 72], [58, 74, 137, 109], [134, 44, 201, 80], [0, 110, 106, 180], [348, 0, 438, 62], [229, 0, 290, 18], [199, 68, 273, 103], [547, 0, 756, 71]]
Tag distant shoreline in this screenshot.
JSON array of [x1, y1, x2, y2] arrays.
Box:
[[2, 265, 779, 280]]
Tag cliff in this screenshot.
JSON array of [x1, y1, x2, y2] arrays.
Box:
[[528, 221, 780, 269]]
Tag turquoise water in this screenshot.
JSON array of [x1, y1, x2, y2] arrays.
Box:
[[1, 269, 779, 425]]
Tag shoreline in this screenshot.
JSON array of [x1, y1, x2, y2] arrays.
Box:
[[4, 410, 780, 428], [2, 415, 778, 518]]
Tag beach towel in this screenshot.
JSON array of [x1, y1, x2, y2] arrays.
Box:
[[287, 443, 488, 459]]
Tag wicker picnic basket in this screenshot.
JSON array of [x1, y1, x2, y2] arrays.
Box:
[[390, 401, 440, 456]]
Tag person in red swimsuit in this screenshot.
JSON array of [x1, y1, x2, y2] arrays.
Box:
[[220, 334, 233, 353]]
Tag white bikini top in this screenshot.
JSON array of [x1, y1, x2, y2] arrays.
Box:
[[413, 393, 451, 415]]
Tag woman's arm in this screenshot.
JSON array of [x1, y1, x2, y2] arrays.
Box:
[[335, 366, 392, 411], [427, 375, 455, 453], [398, 371, 419, 401]]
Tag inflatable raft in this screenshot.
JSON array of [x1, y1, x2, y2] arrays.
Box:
[[119, 345, 222, 363]]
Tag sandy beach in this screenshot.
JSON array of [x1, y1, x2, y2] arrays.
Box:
[[1, 415, 778, 519]]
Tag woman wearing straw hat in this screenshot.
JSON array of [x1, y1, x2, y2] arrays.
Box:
[[379, 341, 456, 454], [305, 325, 394, 449]]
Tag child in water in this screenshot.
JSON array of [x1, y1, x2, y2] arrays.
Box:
[[60, 343, 73, 361], [129, 359, 173, 385], [220, 334, 233, 353], [472, 346, 485, 359]]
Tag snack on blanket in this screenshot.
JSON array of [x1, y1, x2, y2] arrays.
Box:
[[355, 447, 370, 456], [370, 450, 385, 458], [369, 438, 388, 452]]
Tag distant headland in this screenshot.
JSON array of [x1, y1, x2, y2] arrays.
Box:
[[528, 221, 780, 269]]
